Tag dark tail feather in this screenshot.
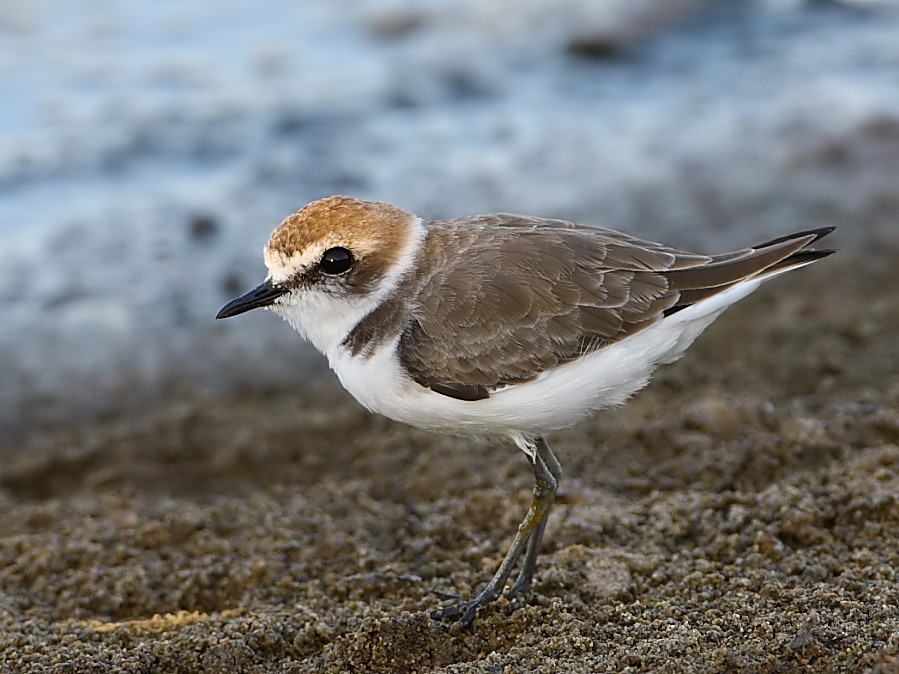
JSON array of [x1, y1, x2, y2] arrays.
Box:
[[754, 226, 836, 250], [664, 233, 814, 292], [662, 227, 836, 317], [762, 247, 835, 276]]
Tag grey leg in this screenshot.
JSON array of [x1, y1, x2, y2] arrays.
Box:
[[432, 436, 559, 626], [535, 436, 562, 480], [508, 436, 561, 599]]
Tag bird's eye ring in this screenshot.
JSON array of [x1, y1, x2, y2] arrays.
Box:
[[319, 247, 354, 275]]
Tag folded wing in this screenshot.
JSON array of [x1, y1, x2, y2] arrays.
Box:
[[369, 216, 834, 400]]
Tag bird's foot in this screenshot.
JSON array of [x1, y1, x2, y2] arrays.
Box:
[[505, 576, 532, 604], [430, 588, 500, 627], [430, 580, 537, 626]]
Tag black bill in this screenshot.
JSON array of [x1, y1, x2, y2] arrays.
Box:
[[216, 279, 289, 319]]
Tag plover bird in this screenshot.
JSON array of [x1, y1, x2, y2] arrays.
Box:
[[217, 196, 835, 625]]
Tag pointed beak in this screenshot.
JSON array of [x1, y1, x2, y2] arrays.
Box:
[[216, 279, 289, 319]]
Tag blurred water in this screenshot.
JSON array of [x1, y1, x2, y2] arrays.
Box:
[[1, 0, 898, 426]]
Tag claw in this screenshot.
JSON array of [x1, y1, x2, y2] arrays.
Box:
[[506, 577, 531, 603], [430, 597, 488, 626], [430, 589, 460, 602]]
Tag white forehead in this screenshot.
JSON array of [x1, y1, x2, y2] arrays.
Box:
[[263, 238, 339, 283]]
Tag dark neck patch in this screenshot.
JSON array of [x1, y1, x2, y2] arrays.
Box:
[[341, 292, 411, 358]]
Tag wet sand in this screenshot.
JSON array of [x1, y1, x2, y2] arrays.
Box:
[[1, 251, 898, 673]]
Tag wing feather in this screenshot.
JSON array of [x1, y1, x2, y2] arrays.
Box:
[[340, 215, 835, 400], [395, 217, 689, 394]]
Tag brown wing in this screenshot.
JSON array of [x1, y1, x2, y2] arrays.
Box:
[[351, 215, 834, 400]]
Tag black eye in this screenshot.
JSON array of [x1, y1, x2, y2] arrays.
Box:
[[319, 247, 354, 275]]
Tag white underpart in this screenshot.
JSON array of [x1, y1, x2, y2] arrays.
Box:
[[316, 251, 814, 460], [270, 217, 426, 356]]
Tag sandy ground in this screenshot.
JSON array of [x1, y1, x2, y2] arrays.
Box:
[[2, 250, 899, 673]]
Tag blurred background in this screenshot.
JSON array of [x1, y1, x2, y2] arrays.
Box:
[[2, 0, 898, 430]]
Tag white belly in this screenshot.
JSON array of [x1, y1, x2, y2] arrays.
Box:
[[327, 278, 760, 439]]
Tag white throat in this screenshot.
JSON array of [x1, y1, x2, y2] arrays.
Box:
[[270, 216, 425, 358]]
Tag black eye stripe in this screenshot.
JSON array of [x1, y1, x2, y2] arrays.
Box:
[[319, 247, 354, 275]]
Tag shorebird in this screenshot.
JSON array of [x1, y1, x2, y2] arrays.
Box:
[[217, 196, 835, 625]]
